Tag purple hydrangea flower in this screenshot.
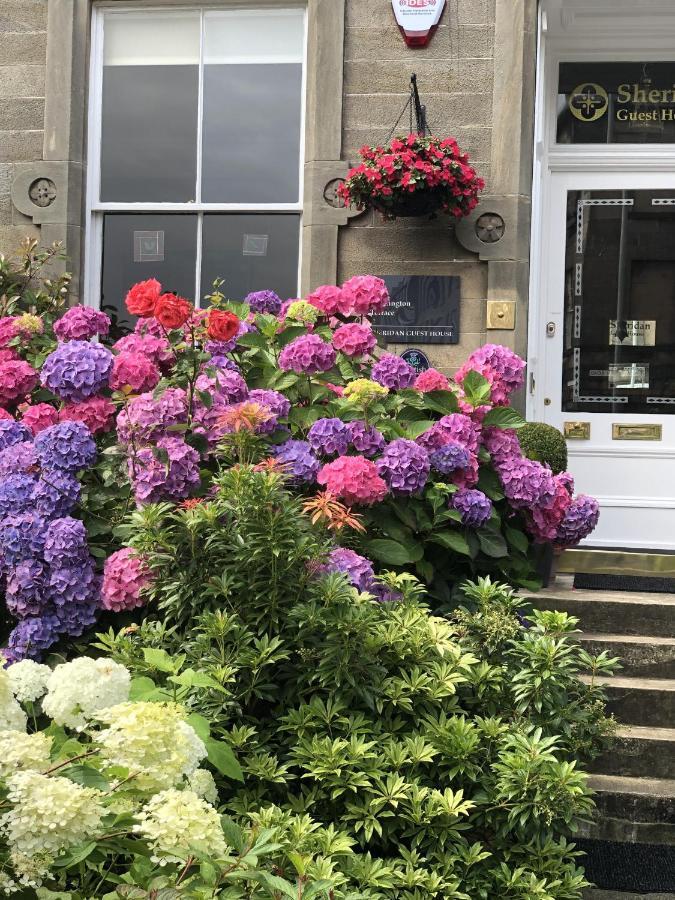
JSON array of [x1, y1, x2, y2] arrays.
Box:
[[482, 426, 521, 468], [43, 517, 89, 567], [5, 560, 50, 618], [371, 353, 416, 390], [245, 290, 282, 315], [53, 587, 100, 638], [48, 560, 99, 607], [429, 441, 471, 475], [131, 436, 201, 503], [452, 488, 493, 528], [369, 583, 403, 603], [307, 418, 351, 457], [195, 369, 248, 404], [278, 334, 336, 375], [0, 473, 36, 516], [348, 421, 385, 458], [6, 614, 61, 661], [116, 388, 188, 446], [248, 390, 291, 420], [498, 457, 556, 510], [0, 442, 38, 476], [41, 340, 114, 402], [0, 420, 31, 450], [555, 495, 600, 547], [273, 440, 320, 484], [32, 470, 81, 519], [0, 512, 47, 564], [54, 306, 111, 342], [417, 414, 480, 454], [34, 421, 96, 472], [321, 548, 375, 591], [376, 439, 430, 495]]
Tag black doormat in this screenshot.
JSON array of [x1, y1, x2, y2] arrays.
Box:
[[576, 838, 675, 892], [573, 572, 675, 593]]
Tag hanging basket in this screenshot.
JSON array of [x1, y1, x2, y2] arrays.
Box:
[[370, 188, 446, 219]]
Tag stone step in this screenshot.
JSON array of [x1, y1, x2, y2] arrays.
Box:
[[530, 589, 675, 638], [580, 633, 675, 679], [580, 676, 675, 728], [590, 726, 675, 780], [579, 775, 675, 845], [585, 891, 675, 899]]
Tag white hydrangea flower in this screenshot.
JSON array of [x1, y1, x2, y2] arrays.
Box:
[[1, 771, 105, 873], [134, 789, 227, 861], [0, 668, 26, 734], [0, 731, 52, 777], [7, 660, 51, 704], [42, 657, 130, 729], [97, 702, 206, 791], [188, 768, 219, 806]]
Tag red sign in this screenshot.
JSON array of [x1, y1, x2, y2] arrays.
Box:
[[392, 0, 446, 47]]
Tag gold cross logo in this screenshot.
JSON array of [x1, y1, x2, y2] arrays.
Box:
[[569, 82, 609, 122]]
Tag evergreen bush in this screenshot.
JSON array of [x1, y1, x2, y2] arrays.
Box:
[[519, 423, 568, 475]]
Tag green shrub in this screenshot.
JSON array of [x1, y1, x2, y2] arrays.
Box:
[[99, 467, 618, 900], [518, 423, 568, 475]]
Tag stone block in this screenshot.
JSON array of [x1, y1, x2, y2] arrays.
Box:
[[0, 130, 42, 162], [0, 196, 12, 225], [0, 164, 11, 195], [457, 24, 495, 58], [345, 26, 454, 62], [0, 32, 47, 65], [339, 221, 476, 265], [0, 64, 45, 99], [450, 58, 494, 93], [343, 92, 492, 130], [344, 59, 454, 95], [0, 97, 44, 131], [457, 0, 494, 25], [0, 1, 47, 33], [0, 223, 39, 253]]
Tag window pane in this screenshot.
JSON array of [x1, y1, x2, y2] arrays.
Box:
[[100, 12, 200, 202], [562, 190, 675, 414], [201, 10, 304, 203], [200, 214, 300, 301], [101, 214, 198, 333]]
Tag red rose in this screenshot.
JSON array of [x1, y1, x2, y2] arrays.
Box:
[[206, 309, 240, 343], [125, 279, 161, 317], [153, 293, 192, 330]]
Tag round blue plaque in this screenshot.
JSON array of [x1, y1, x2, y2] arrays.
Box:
[[401, 348, 430, 373]]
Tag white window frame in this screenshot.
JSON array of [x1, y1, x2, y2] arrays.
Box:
[[85, 2, 308, 310]]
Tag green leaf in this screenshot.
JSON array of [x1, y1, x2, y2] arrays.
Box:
[[205, 738, 244, 782], [403, 419, 436, 440], [481, 407, 526, 429], [51, 841, 97, 868], [236, 331, 269, 349], [142, 647, 180, 673], [428, 530, 471, 556], [460, 370, 492, 405], [168, 669, 226, 692], [197, 389, 213, 409], [365, 538, 423, 565], [505, 525, 529, 554], [186, 712, 211, 741], [477, 529, 509, 558], [129, 676, 157, 701], [63, 765, 110, 791], [276, 325, 307, 347], [422, 390, 459, 416]]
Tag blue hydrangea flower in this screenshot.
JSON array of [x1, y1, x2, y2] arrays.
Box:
[[0, 442, 38, 476], [6, 614, 61, 661], [41, 340, 114, 402], [376, 439, 430, 495], [5, 560, 50, 618], [34, 421, 96, 472], [43, 517, 89, 567], [0, 473, 36, 516], [244, 289, 282, 315], [32, 470, 81, 519], [0, 420, 31, 451], [429, 440, 471, 475], [273, 440, 320, 484], [307, 418, 351, 457], [452, 488, 493, 528], [0, 512, 47, 564], [48, 560, 99, 607], [321, 548, 375, 591]]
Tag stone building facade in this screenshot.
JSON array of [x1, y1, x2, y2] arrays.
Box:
[[0, 0, 536, 379]]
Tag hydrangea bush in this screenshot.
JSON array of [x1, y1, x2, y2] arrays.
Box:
[[0, 653, 351, 897], [0, 252, 600, 660]]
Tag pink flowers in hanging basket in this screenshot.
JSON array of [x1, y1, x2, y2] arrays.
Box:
[[338, 133, 484, 220]]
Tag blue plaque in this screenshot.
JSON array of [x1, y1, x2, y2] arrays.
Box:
[[401, 348, 430, 373], [372, 275, 460, 344]]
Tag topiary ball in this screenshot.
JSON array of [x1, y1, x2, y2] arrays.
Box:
[[518, 422, 568, 474]]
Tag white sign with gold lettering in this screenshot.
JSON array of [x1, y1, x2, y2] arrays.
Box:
[[391, 0, 446, 47]]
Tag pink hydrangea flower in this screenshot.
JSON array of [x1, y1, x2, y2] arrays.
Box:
[[307, 284, 352, 317], [0, 349, 18, 365], [455, 344, 526, 406], [498, 456, 556, 510], [60, 397, 116, 435], [417, 413, 480, 454], [0, 409, 13, 422], [414, 368, 451, 392], [341, 275, 389, 315], [0, 318, 18, 349], [53, 306, 111, 342], [331, 323, 377, 358], [526, 472, 574, 543], [279, 334, 336, 374], [20, 403, 59, 435], [101, 547, 151, 612], [317, 455, 388, 506], [0, 360, 38, 407], [110, 352, 160, 393], [482, 426, 521, 467], [116, 388, 188, 445], [113, 333, 174, 369], [134, 316, 166, 339]]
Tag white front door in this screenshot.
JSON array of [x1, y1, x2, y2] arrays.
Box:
[[535, 171, 675, 549]]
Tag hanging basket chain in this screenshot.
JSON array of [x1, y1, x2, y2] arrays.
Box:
[[385, 74, 430, 142]]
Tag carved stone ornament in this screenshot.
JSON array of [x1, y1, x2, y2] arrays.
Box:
[[29, 178, 57, 208], [323, 178, 347, 209], [475, 212, 505, 243]]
